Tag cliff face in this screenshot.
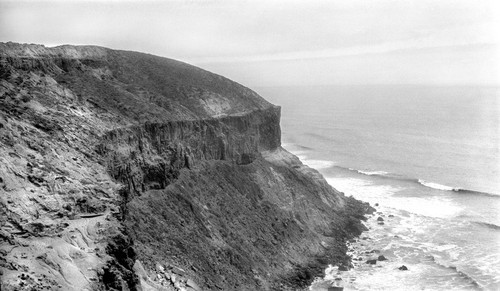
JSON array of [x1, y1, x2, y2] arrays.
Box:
[[0, 42, 370, 291], [98, 108, 280, 202]]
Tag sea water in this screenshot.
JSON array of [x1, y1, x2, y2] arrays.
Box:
[[257, 85, 500, 290]]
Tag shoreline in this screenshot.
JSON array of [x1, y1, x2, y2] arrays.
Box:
[[310, 203, 489, 290], [310, 205, 414, 291], [282, 142, 499, 290]]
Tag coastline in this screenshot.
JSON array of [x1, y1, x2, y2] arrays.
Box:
[[310, 204, 486, 291], [282, 140, 498, 290], [310, 205, 403, 291]]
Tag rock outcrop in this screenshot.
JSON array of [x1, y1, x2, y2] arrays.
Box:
[[0, 42, 371, 290]]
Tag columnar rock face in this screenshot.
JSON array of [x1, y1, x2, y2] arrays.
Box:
[[0, 42, 370, 291], [98, 108, 281, 202]]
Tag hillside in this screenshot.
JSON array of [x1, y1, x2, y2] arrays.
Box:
[[0, 42, 371, 290]]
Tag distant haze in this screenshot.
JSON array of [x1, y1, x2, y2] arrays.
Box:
[[0, 0, 498, 87]]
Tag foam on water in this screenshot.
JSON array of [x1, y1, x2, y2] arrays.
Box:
[[301, 161, 500, 290], [418, 179, 457, 191], [324, 177, 400, 203], [300, 159, 336, 170], [323, 172, 464, 219], [356, 170, 390, 176], [272, 86, 500, 290], [384, 196, 464, 219], [310, 206, 493, 290], [292, 153, 337, 170]]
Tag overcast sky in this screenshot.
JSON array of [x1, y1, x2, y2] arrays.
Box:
[[0, 0, 498, 87]]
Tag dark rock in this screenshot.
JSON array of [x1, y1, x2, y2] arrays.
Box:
[[374, 203, 379, 206], [378, 222, 384, 225], [21, 94, 31, 103], [27, 175, 45, 186], [101, 232, 139, 290], [31, 114, 63, 133], [388, 214, 394, 217], [377, 255, 387, 261], [398, 265, 408, 271], [366, 259, 377, 265], [25, 222, 45, 235], [377, 217, 384, 221]]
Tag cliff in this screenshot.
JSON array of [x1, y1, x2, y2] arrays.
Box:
[[0, 42, 371, 290]]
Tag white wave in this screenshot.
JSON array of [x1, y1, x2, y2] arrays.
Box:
[[294, 154, 307, 161], [357, 170, 390, 176], [301, 159, 336, 170], [434, 244, 457, 252], [281, 144, 330, 170], [418, 179, 456, 191], [386, 196, 464, 219], [325, 177, 400, 203], [325, 176, 464, 219]]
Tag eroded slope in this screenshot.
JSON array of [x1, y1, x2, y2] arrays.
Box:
[[0, 42, 370, 291]]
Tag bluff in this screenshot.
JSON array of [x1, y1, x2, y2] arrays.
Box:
[[0, 42, 371, 291]]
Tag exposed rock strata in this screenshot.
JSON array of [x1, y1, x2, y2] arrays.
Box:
[[0, 42, 371, 290], [98, 108, 280, 205]]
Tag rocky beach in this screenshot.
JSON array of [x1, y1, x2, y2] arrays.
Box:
[[310, 205, 484, 290]]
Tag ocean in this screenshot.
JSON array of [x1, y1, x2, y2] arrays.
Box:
[[256, 85, 500, 290]]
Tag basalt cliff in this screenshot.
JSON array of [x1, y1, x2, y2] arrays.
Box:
[[0, 42, 371, 291]]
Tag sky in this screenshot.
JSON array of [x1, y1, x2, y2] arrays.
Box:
[[0, 0, 499, 87]]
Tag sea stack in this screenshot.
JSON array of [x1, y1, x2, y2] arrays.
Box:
[[0, 42, 371, 290]]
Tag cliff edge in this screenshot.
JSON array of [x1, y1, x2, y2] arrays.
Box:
[[0, 42, 371, 291]]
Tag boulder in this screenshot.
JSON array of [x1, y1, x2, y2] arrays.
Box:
[[398, 265, 408, 271], [366, 259, 377, 265], [186, 279, 202, 291], [377, 255, 387, 261], [377, 217, 384, 221], [155, 262, 164, 273], [171, 266, 186, 276]]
